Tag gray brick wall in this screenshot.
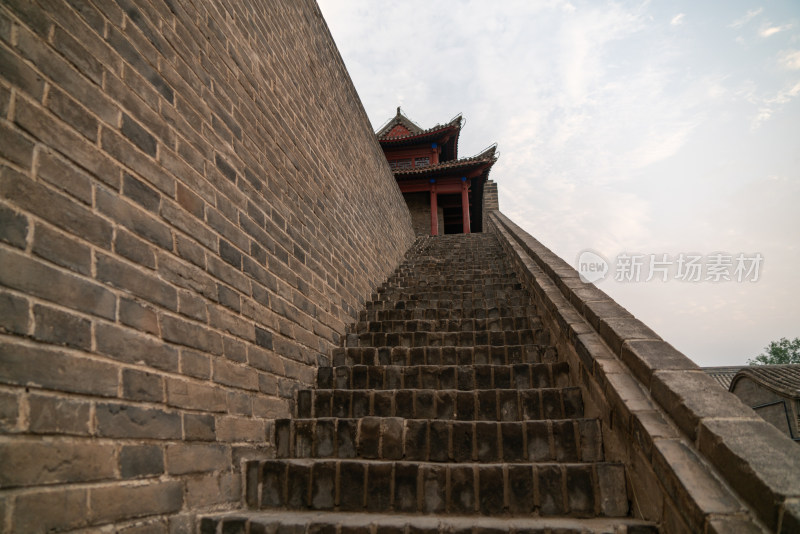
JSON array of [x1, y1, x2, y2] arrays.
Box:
[[0, 0, 414, 531]]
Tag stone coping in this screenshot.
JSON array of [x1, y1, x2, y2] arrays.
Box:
[[489, 211, 800, 533]]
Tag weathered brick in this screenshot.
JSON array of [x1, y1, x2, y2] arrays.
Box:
[[0, 119, 35, 168], [216, 415, 266, 443], [0, 203, 29, 249], [100, 127, 174, 196], [32, 222, 92, 275], [1, 164, 113, 248], [123, 171, 161, 212], [166, 442, 228, 475], [96, 187, 173, 250], [184, 413, 216, 441], [0, 390, 19, 431], [35, 149, 93, 205], [120, 444, 164, 478], [0, 290, 29, 335], [15, 96, 120, 188], [96, 402, 181, 439], [46, 85, 98, 141], [28, 393, 91, 435], [33, 303, 91, 350], [0, 439, 115, 486], [161, 313, 223, 354], [208, 304, 253, 341], [165, 377, 227, 412], [97, 252, 177, 310], [105, 26, 173, 103], [16, 24, 117, 124], [89, 480, 183, 523], [122, 368, 164, 402], [177, 288, 208, 321], [176, 181, 204, 218], [51, 25, 105, 85], [115, 227, 157, 269], [227, 390, 253, 416], [0, 340, 118, 396], [185, 471, 239, 508], [95, 322, 179, 372], [0, 41, 45, 100], [215, 153, 237, 181], [121, 113, 157, 157], [177, 351, 209, 381], [255, 326, 274, 350], [12, 487, 88, 533], [158, 253, 217, 300], [213, 357, 258, 391]]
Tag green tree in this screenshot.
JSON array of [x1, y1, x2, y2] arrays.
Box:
[[748, 337, 800, 365]]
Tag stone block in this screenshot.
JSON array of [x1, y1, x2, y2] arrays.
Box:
[[166, 443, 228, 475], [698, 418, 800, 531], [89, 480, 183, 523], [27, 393, 90, 435], [1, 439, 115, 486], [651, 370, 756, 441], [96, 402, 181, 439], [120, 444, 164, 479]]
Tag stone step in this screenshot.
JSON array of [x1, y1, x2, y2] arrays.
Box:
[[380, 274, 520, 287], [358, 305, 537, 323], [365, 296, 531, 311], [296, 387, 584, 421], [274, 417, 603, 463], [316, 362, 570, 391], [201, 511, 658, 534], [371, 284, 522, 300], [344, 329, 546, 349], [350, 316, 540, 335], [331, 344, 557, 367], [245, 459, 629, 517]]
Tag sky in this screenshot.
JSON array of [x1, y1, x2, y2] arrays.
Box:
[[317, 0, 800, 367]]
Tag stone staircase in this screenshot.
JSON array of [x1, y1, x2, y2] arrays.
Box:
[[201, 234, 658, 533]]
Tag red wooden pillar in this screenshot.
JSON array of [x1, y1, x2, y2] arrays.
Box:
[[461, 181, 471, 234], [430, 186, 439, 236]]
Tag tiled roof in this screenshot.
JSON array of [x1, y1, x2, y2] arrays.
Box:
[[731, 365, 800, 398], [393, 145, 497, 177], [376, 107, 424, 138], [702, 366, 744, 390], [377, 109, 462, 142]]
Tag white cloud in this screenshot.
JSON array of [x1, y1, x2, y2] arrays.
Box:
[[749, 81, 800, 128], [671, 13, 686, 26], [779, 49, 800, 69], [730, 7, 763, 29], [759, 23, 793, 38]]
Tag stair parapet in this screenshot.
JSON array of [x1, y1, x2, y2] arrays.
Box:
[[490, 211, 798, 532]]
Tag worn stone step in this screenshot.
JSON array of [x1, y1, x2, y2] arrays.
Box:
[[245, 459, 629, 517], [274, 417, 603, 463], [375, 285, 524, 299], [365, 296, 530, 311], [201, 510, 659, 533], [379, 277, 522, 288], [350, 316, 540, 335], [316, 362, 570, 391], [296, 387, 584, 421], [358, 305, 537, 323], [345, 329, 546, 349], [380, 277, 520, 289], [331, 344, 557, 367]]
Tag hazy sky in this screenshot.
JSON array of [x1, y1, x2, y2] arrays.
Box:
[[317, 1, 799, 366]]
